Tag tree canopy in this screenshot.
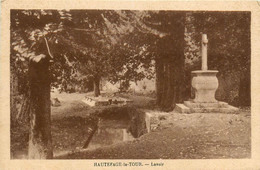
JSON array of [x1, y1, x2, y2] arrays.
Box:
[[11, 10, 168, 95]]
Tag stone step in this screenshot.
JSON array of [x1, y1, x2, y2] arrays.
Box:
[[175, 104, 191, 114], [191, 106, 239, 113], [184, 101, 228, 108]]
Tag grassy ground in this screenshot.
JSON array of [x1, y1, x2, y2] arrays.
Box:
[[57, 108, 250, 159], [11, 92, 250, 159]]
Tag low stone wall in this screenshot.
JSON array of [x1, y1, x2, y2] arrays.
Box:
[[127, 108, 148, 138], [93, 106, 171, 138], [142, 110, 169, 133]]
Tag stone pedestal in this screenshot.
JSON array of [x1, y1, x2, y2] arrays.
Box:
[[175, 70, 238, 114]]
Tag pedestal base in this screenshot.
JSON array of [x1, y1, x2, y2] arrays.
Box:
[[175, 100, 238, 114]]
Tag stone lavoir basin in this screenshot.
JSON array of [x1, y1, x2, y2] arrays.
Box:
[[52, 107, 148, 158], [86, 119, 135, 150], [12, 113, 139, 159], [11, 102, 149, 159]]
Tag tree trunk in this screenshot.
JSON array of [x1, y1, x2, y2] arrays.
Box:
[[174, 26, 185, 103], [93, 75, 101, 97], [10, 63, 18, 124], [155, 56, 164, 106], [155, 13, 185, 111], [163, 60, 175, 111], [160, 61, 168, 108], [238, 71, 251, 106], [28, 57, 53, 159]]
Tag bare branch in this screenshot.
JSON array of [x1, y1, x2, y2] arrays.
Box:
[[43, 36, 54, 59]]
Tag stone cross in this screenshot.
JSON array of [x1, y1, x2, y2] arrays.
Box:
[[201, 34, 208, 71]]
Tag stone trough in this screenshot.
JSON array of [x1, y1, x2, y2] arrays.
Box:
[[82, 96, 133, 107]]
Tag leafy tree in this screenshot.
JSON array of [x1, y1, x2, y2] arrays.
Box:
[[11, 9, 165, 158], [143, 11, 186, 111], [11, 10, 62, 159], [66, 10, 166, 96]]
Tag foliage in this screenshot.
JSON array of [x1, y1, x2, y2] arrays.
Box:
[[11, 10, 167, 94], [185, 11, 250, 74]]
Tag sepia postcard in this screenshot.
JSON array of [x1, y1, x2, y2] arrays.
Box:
[[1, 0, 260, 169]]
